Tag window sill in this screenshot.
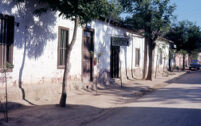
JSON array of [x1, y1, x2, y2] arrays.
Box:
[[57, 65, 65, 69], [0, 68, 13, 73]]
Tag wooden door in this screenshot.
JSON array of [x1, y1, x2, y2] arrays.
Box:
[[82, 29, 94, 82], [111, 45, 120, 78]]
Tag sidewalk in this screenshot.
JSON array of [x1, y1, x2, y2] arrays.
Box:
[[0, 71, 185, 126]]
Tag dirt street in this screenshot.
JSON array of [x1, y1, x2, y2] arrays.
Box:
[[1, 71, 198, 126], [85, 71, 201, 126]]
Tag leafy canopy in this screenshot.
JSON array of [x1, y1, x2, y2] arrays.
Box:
[[16, 0, 118, 24], [165, 21, 201, 54], [107, 0, 123, 21], [120, 0, 175, 41]]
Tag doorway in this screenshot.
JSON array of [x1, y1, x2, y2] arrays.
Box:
[[82, 28, 94, 82], [111, 45, 120, 78]]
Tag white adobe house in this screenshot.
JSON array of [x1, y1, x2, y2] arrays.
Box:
[[91, 19, 145, 83], [0, 1, 145, 100]]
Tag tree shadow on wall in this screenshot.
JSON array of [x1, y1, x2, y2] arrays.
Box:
[[93, 23, 113, 87], [122, 46, 130, 80], [95, 39, 111, 86], [0, 1, 57, 104]]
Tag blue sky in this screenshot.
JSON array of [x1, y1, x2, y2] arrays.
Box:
[[171, 0, 201, 27]]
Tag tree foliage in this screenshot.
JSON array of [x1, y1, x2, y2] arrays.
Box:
[[16, 0, 115, 24], [106, 0, 123, 21], [120, 0, 175, 80], [121, 0, 175, 41], [165, 21, 201, 54], [165, 21, 201, 70]]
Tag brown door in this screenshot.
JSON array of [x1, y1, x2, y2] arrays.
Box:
[[82, 29, 94, 82], [111, 45, 120, 78]]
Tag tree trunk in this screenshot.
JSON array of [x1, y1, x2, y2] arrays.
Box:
[[168, 50, 172, 71], [155, 53, 159, 78], [163, 57, 166, 73], [146, 40, 154, 80], [182, 53, 185, 71], [59, 17, 79, 107], [142, 38, 148, 79]]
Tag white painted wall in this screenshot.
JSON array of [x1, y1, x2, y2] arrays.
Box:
[[91, 20, 144, 78], [0, 1, 83, 87], [0, 1, 145, 87], [153, 40, 170, 72], [122, 35, 145, 70]]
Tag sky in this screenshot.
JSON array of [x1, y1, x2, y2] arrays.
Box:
[[171, 0, 201, 27]]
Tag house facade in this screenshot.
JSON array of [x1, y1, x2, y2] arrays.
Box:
[[198, 53, 201, 62], [153, 38, 170, 77], [175, 54, 190, 69], [0, 1, 146, 100], [91, 20, 145, 83]]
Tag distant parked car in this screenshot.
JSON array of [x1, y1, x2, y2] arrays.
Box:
[[189, 60, 201, 70]]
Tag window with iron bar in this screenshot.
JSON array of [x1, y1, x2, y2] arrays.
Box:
[[57, 26, 69, 69], [135, 48, 140, 67], [0, 14, 14, 72]]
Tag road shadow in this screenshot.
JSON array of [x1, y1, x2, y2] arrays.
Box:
[[166, 71, 201, 84], [108, 71, 201, 104], [85, 107, 201, 126], [1, 103, 201, 126]]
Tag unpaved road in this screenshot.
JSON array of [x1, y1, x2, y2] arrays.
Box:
[[85, 71, 201, 126]]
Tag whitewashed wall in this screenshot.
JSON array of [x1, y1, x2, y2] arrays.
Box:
[[91, 20, 144, 79], [0, 1, 145, 88], [0, 1, 83, 87], [198, 53, 201, 62], [122, 35, 145, 69], [153, 40, 170, 72], [120, 34, 144, 79]]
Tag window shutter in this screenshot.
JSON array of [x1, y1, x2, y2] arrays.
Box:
[[135, 48, 140, 66], [7, 16, 14, 45], [0, 14, 14, 70]]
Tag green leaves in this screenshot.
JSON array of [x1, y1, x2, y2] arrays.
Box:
[[6, 62, 14, 69], [15, 0, 118, 24], [165, 21, 201, 54], [122, 0, 175, 41]]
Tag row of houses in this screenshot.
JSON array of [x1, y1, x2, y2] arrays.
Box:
[[0, 2, 173, 100]]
